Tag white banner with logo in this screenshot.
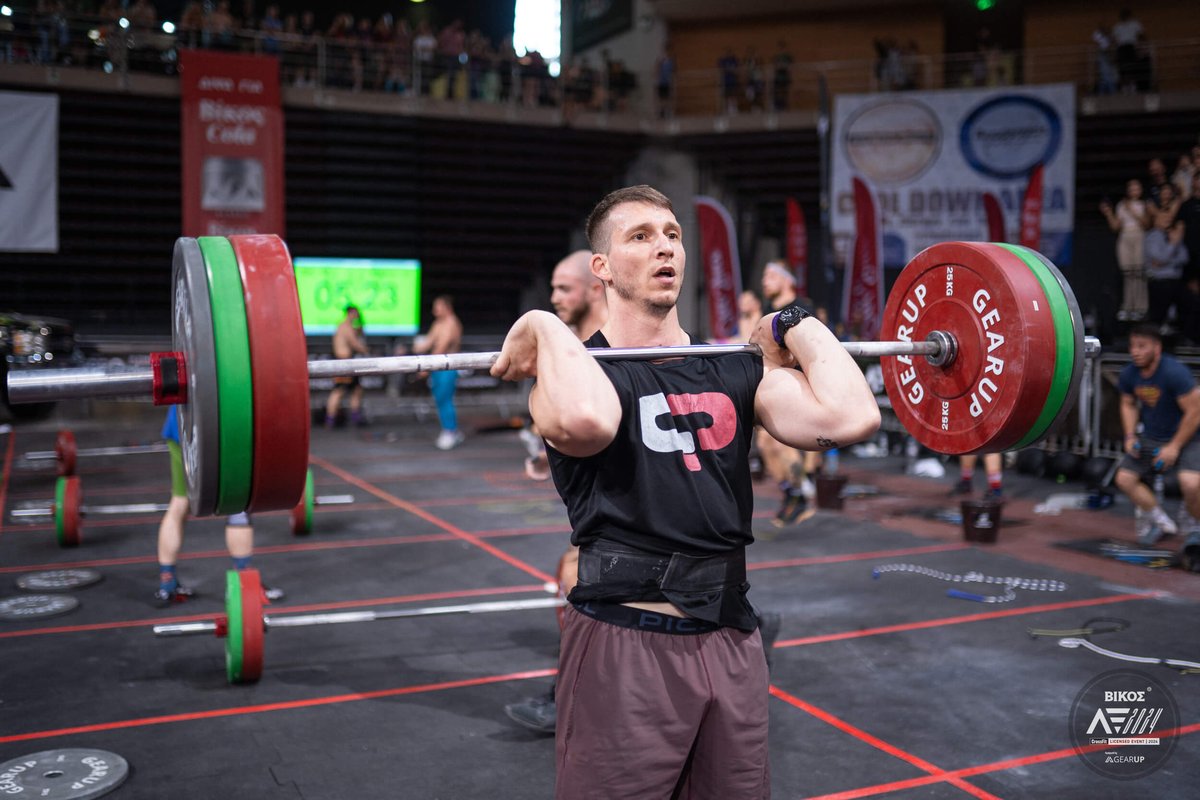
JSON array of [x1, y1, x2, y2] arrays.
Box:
[[831, 84, 1075, 269], [0, 91, 58, 253]]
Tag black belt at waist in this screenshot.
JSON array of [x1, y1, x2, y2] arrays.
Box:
[[571, 538, 756, 632]]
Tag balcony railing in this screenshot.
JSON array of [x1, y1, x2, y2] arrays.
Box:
[[3, 7, 1199, 120]]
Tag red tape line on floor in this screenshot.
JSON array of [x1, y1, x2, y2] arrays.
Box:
[[770, 685, 1003, 800], [309, 454, 555, 584], [0, 667, 557, 745]]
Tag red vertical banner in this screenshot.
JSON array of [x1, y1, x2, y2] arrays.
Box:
[[1019, 163, 1044, 250], [180, 50, 285, 237], [694, 196, 742, 340], [843, 177, 883, 340], [982, 192, 1005, 242], [785, 197, 808, 298]]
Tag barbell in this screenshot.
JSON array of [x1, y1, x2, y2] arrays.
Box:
[[6, 235, 1098, 517], [153, 568, 565, 684], [18, 429, 169, 477], [8, 470, 353, 546]]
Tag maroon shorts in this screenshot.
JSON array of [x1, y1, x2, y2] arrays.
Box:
[[555, 604, 770, 800]]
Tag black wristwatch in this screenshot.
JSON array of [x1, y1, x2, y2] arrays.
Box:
[[772, 302, 812, 347]]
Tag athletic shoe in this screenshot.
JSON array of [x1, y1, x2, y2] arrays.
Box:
[[1182, 532, 1200, 573], [153, 583, 195, 608], [263, 584, 286, 603], [949, 478, 973, 496], [1151, 506, 1178, 536], [435, 429, 465, 450], [504, 695, 557, 734], [772, 492, 807, 527], [984, 487, 1003, 500]]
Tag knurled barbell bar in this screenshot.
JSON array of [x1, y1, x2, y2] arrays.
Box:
[[9, 470, 353, 546], [5, 235, 1099, 519], [153, 568, 566, 684], [18, 429, 169, 477]]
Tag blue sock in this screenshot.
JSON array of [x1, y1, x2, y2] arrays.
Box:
[[232, 556, 252, 571], [158, 564, 177, 591]]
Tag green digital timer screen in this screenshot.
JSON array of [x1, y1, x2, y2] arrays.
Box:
[[293, 257, 422, 336]]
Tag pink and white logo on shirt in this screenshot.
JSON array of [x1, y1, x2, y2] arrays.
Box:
[[638, 392, 737, 471]]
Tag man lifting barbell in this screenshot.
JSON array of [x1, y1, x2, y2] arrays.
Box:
[[487, 185, 881, 798]]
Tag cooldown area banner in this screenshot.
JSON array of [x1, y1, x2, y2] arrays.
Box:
[[180, 50, 285, 237], [831, 83, 1075, 269], [0, 91, 58, 252]]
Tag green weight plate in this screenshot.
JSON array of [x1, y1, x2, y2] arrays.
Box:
[[173, 238, 222, 517], [198, 236, 254, 516], [224, 569, 243, 683], [996, 244, 1079, 449], [225, 568, 264, 684], [53, 475, 66, 547], [290, 469, 314, 535], [1017, 245, 1087, 444]]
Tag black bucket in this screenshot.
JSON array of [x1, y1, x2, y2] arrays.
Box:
[[961, 499, 1004, 543], [815, 475, 849, 510]]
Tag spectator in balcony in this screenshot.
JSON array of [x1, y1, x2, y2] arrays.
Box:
[[970, 26, 1001, 87], [1111, 8, 1145, 92], [718, 47, 739, 114], [207, 0, 236, 51], [1100, 178, 1149, 322], [177, 0, 205, 49], [1091, 22, 1118, 95], [495, 35, 517, 101], [369, 13, 393, 91], [438, 18, 466, 92], [384, 19, 412, 94], [412, 20, 436, 94], [771, 40, 793, 110], [1177, 172, 1200, 343], [293, 10, 318, 87], [743, 46, 765, 112], [1145, 182, 1188, 327], [655, 44, 675, 119], [260, 4, 282, 56], [324, 13, 353, 88]]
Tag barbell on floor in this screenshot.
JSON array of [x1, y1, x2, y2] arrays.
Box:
[[18, 429, 169, 477], [153, 568, 565, 683], [8, 470, 353, 546], [6, 235, 1099, 518]]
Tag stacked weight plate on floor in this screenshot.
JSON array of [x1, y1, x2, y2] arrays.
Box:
[[880, 241, 1080, 455], [54, 476, 82, 547], [225, 568, 265, 683], [174, 235, 310, 517]]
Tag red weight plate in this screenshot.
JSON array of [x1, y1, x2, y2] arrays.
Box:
[[237, 568, 265, 683], [62, 475, 83, 547], [56, 430, 77, 477], [880, 242, 1057, 455], [229, 235, 311, 513]]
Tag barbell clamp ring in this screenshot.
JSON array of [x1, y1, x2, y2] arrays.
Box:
[[923, 330, 956, 368]]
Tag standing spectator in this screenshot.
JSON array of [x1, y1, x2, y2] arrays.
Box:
[[1172, 153, 1194, 201], [1177, 172, 1200, 343], [1100, 179, 1150, 321], [177, 0, 205, 49], [717, 47, 739, 114], [743, 46, 765, 111], [772, 40, 793, 109], [384, 19, 412, 94], [412, 20, 436, 94], [412, 295, 464, 450], [259, 4, 282, 57], [1147, 157, 1170, 207], [1111, 8, 1145, 92], [207, 0, 236, 51], [1092, 22, 1118, 95], [1144, 183, 1189, 326]]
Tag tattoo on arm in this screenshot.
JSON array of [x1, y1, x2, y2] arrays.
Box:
[[816, 436, 837, 449]]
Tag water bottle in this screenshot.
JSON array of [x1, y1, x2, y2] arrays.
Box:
[[825, 448, 839, 475]]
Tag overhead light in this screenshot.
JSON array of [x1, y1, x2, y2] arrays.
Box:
[[118, 16, 130, 28], [0, 6, 13, 16], [162, 20, 175, 33]]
